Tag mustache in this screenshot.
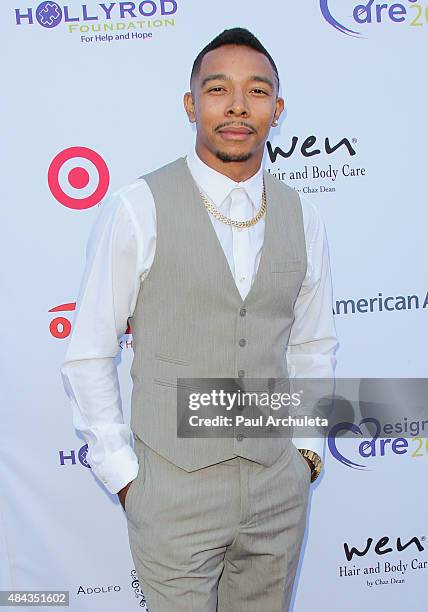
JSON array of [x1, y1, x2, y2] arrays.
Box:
[[214, 121, 257, 134]]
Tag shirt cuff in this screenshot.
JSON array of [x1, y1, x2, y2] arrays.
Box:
[[89, 443, 139, 494]]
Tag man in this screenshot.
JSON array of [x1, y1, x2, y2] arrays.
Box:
[[61, 27, 338, 611]]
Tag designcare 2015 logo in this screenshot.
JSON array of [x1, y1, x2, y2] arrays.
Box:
[[327, 379, 428, 469], [14, 1, 177, 38], [320, 0, 426, 36], [328, 416, 428, 469]]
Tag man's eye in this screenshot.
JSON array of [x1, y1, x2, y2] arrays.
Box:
[[252, 88, 267, 94], [208, 86, 224, 92]]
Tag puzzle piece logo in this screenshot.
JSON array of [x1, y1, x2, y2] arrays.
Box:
[[36, 1, 62, 28]]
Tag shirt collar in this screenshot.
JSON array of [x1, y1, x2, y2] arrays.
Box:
[[186, 147, 264, 212]]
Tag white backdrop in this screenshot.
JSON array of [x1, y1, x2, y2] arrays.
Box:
[[2, 1, 427, 610]]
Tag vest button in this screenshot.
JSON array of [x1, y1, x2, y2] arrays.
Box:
[[239, 308, 247, 317], [236, 434, 244, 442], [238, 338, 246, 347], [238, 369, 245, 377]]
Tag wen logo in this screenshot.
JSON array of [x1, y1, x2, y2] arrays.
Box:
[[344, 535, 425, 561], [266, 135, 356, 162]]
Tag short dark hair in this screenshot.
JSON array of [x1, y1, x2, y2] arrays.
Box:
[[190, 27, 280, 89]]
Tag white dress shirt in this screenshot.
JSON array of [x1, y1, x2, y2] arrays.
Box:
[[60, 148, 339, 494]]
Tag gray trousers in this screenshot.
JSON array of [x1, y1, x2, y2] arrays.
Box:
[[125, 434, 311, 611]]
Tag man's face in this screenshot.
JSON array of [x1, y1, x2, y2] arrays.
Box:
[[184, 44, 284, 167]]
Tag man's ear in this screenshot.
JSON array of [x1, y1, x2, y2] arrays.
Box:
[[183, 91, 196, 123], [272, 96, 285, 125]]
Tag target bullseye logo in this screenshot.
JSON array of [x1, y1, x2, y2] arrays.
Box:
[[48, 146, 110, 210]]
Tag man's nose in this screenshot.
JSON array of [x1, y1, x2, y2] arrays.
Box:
[[226, 91, 249, 116]]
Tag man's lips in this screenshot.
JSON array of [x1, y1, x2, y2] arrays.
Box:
[[216, 126, 255, 140]]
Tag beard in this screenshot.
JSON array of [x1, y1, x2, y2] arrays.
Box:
[[215, 150, 253, 163]]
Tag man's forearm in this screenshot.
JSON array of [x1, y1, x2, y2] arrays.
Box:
[[60, 357, 138, 494]]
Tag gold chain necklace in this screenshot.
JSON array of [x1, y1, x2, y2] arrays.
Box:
[[199, 183, 267, 228]]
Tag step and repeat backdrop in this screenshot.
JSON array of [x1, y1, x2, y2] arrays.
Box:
[[2, 1, 427, 610]]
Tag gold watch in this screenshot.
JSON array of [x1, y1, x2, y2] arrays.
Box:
[[298, 449, 323, 483]]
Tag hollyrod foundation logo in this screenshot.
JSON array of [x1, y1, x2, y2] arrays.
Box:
[[320, 0, 426, 37], [14, 1, 177, 42], [59, 442, 91, 468]]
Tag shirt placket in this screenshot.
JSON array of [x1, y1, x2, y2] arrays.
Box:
[[230, 188, 254, 300]]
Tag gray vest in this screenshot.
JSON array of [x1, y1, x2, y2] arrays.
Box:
[[128, 157, 307, 471]]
